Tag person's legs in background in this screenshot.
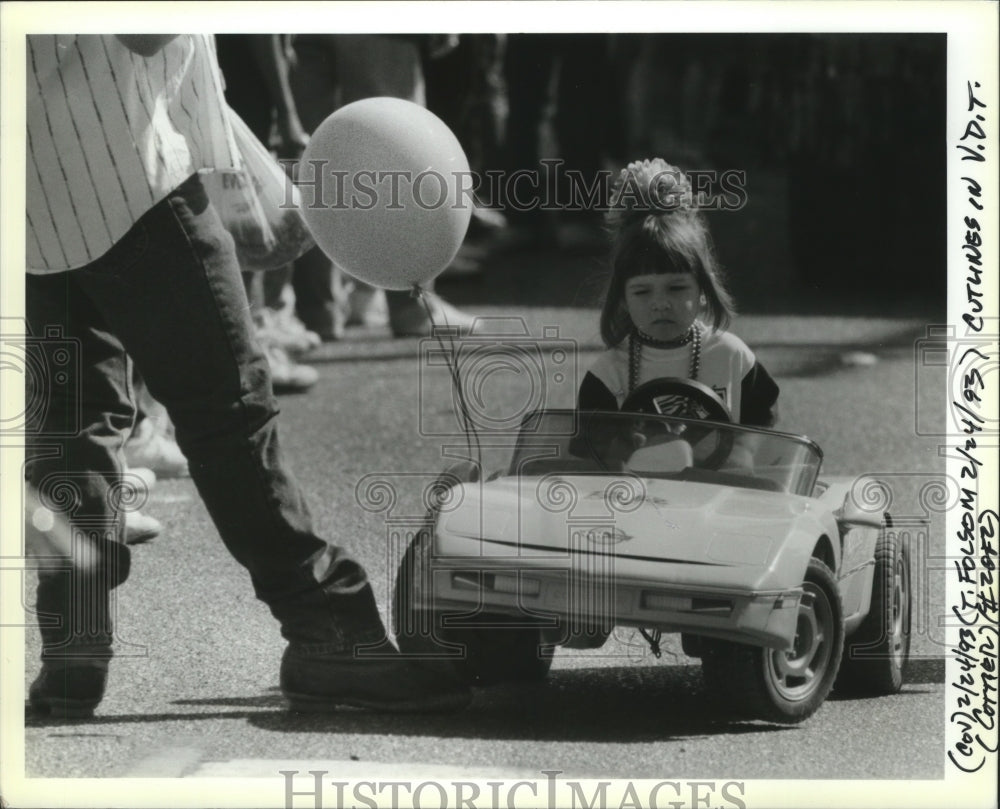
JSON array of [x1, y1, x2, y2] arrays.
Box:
[[117, 368, 184, 545], [422, 34, 508, 279], [126, 370, 188, 480], [215, 33, 278, 335], [291, 34, 476, 338], [551, 34, 613, 253], [495, 34, 561, 252], [286, 36, 355, 340], [493, 34, 619, 256], [215, 33, 320, 390]]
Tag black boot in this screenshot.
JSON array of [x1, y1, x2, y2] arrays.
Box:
[[28, 537, 130, 719], [280, 639, 471, 713], [271, 582, 471, 713]]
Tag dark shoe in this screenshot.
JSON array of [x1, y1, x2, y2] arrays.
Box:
[[280, 642, 472, 713], [28, 658, 109, 719]]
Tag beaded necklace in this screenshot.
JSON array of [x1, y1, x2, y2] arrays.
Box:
[[627, 322, 702, 394]]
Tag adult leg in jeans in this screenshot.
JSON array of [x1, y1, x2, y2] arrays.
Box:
[[34, 174, 468, 713], [25, 270, 135, 717]]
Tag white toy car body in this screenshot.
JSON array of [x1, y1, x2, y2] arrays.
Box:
[[394, 401, 913, 724]]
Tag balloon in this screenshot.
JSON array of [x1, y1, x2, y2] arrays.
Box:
[[298, 97, 473, 290]]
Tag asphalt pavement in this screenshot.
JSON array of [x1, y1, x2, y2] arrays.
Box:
[[13, 181, 956, 801]]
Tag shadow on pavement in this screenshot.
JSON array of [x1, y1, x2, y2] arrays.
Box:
[[891, 656, 946, 684], [238, 664, 796, 742], [24, 707, 277, 729], [25, 659, 943, 737]]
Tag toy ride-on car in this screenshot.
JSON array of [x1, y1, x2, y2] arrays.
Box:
[[393, 378, 913, 724]]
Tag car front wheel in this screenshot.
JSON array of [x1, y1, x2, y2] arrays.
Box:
[[702, 559, 845, 723], [392, 529, 554, 686]]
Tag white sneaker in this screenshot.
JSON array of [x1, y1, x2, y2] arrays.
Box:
[[126, 466, 157, 491], [125, 418, 189, 479], [257, 308, 322, 358], [125, 510, 163, 545], [266, 343, 319, 394]]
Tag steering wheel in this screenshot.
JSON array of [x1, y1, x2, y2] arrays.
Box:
[[621, 378, 733, 469]]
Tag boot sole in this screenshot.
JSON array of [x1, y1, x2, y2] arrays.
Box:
[[125, 529, 160, 545], [28, 696, 98, 719]]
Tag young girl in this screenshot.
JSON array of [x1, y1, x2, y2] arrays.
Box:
[[578, 158, 779, 427]]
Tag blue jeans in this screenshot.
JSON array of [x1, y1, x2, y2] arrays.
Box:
[[26, 173, 386, 658]]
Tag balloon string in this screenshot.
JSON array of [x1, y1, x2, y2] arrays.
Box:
[[415, 285, 482, 475]]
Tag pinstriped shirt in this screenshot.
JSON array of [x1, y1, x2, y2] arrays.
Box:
[[27, 34, 241, 273]]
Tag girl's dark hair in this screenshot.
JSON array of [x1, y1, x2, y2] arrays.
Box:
[[599, 159, 735, 347]]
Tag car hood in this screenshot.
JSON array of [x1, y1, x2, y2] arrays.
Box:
[[435, 475, 817, 588]]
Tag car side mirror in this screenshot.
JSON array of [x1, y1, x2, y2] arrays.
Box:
[[834, 493, 884, 529]]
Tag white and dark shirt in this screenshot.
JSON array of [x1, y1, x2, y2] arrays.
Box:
[[578, 327, 779, 426], [27, 34, 241, 273]]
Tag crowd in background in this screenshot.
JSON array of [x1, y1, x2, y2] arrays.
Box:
[[211, 33, 634, 394], [208, 32, 945, 391], [124, 32, 946, 545]]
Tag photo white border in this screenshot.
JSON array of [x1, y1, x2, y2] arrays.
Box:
[[1, 2, 997, 807]]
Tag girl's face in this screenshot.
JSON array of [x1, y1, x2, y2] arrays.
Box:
[[624, 272, 702, 341]]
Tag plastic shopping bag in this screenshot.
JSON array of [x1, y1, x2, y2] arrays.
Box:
[[203, 108, 315, 271]]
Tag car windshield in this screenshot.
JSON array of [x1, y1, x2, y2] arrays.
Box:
[[505, 410, 822, 496]]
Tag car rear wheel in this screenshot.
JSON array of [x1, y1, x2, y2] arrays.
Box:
[[701, 559, 844, 723], [836, 530, 911, 695], [392, 529, 554, 687]]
